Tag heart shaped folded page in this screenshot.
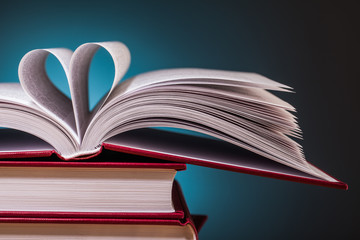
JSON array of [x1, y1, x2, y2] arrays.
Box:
[[18, 42, 130, 141]]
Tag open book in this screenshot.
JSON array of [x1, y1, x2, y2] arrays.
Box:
[[0, 41, 346, 189]]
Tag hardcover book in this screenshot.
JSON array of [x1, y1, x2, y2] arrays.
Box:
[[0, 41, 347, 189], [0, 182, 205, 240], [0, 152, 186, 217]]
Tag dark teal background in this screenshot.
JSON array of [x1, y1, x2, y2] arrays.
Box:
[[0, 0, 359, 239]]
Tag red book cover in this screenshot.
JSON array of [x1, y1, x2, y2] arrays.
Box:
[[0, 128, 347, 190]]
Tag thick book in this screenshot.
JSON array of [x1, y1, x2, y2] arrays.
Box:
[[0, 41, 347, 189], [0, 182, 205, 240], [0, 154, 187, 218]]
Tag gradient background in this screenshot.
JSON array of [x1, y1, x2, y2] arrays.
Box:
[[0, 0, 359, 239]]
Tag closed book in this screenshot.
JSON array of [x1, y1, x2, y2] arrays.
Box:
[[0, 182, 204, 240], [0, 154, 186, 218]]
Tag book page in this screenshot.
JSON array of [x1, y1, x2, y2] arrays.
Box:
[[89, 104, 306, 173], [86, 79, 328, 180], [69, 42, 130, 139], [18, 48, 77, 137], [112, 68, 292, 98], [0, 83, 38, 107], [0, 83, 78, 156]]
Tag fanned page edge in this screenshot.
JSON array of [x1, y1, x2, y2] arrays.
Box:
[[117, 68, 293, 95]]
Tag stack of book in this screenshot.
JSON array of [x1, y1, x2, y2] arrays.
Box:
[[0, 41, 346, 238], [0, 150, 206, 239]]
